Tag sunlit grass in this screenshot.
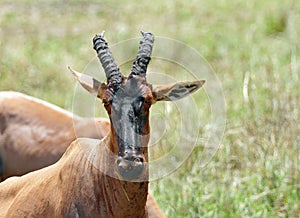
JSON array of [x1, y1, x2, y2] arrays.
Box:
[[0, 0, 299, 217]]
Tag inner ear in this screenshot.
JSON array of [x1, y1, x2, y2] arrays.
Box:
[[68, 66, 107, 99], [152, 80, 205, 101]]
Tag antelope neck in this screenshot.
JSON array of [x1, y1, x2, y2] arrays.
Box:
[[96, 136, 149, 217]]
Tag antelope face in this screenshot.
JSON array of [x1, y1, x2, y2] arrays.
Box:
[[69, 31, 205, 181], [103, 77, 153, 180]]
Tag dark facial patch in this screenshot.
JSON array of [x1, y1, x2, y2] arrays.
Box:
[[104, 78, 152, 157]]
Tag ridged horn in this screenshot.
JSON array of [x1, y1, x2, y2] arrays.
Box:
[[129, 31, 154, 78], [93, 31, 122, 88]]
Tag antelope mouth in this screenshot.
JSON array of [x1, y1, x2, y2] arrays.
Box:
[[117, 155, 144, 181]]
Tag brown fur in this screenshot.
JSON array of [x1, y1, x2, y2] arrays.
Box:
[[0, 91, 165, 217], [0, 31, 204, 216], [0, 91, 109, 180], [0, 138, 164, 217]]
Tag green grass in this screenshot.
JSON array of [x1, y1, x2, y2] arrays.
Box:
[[0, 0, 299, 217]]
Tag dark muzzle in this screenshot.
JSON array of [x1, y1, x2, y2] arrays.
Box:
[[117, 151, 144, 181]]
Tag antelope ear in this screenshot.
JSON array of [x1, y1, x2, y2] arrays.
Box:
[[68, 66, 107, 99], [152, 80, 205, 102]]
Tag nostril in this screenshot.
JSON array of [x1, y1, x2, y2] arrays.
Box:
[[133, 157, 143, 164], [117, 155, 144, 180], [117, 156, 143, 168]]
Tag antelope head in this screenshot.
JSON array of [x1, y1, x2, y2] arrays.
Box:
[[69, 31, 205, 181]]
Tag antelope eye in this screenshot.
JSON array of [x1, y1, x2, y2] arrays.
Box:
[[144, 98, 151, 104], [133, 97, 144, 115], [103, 100, 110, 107]]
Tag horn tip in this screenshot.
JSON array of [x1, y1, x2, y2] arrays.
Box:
[[93, 31, 105, 41], [100, 31, 105, 38], [140, 31, 153, 37]]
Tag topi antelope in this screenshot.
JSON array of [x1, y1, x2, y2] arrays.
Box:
[[0, 31, 205, 217], [0, 91, 110, 181]]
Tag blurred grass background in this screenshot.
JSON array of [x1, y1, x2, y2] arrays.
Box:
[[0, 0, 299, 217]]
